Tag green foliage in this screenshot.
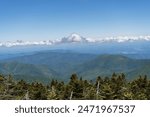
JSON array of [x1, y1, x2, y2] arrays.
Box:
[[0, 73, 150, 100]]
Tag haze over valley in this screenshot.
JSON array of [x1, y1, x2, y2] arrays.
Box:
[[0, 34, 150, 83]]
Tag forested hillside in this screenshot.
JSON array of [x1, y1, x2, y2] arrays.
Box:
[[1, 53, 150, 82], [0, 73, 149, 100]]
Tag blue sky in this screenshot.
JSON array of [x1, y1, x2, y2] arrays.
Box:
[[0, 0, 150, 41]]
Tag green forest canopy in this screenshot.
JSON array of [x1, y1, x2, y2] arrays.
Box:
[[0, 73, 150, 100]]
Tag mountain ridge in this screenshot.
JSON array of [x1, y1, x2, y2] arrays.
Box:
[[0, 52, 150, 82], [75, 54, 150, 80]]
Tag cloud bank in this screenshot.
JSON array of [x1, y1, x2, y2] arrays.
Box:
[[1, 34, 150, 47]]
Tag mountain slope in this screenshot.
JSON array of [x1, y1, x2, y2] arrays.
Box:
[[0, 61, 59, 83], [3, 51, 97, 76], [74, 55, 150, 79], [1, 52, 150, 82]]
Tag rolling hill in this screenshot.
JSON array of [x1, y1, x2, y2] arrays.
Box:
[[0, 61, 59, 83], [0, 51, 150, 82], [3, 51, 97, 75], [75, 55, 150, 79]]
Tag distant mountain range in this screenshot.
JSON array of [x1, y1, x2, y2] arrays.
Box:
[[1, 33, 150, 47], [0, 52, 96, 82], [0, 51, 150, 83], [0, 33, 150, 83]]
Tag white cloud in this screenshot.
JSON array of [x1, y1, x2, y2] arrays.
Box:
[[1, 34, 150, 47]]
